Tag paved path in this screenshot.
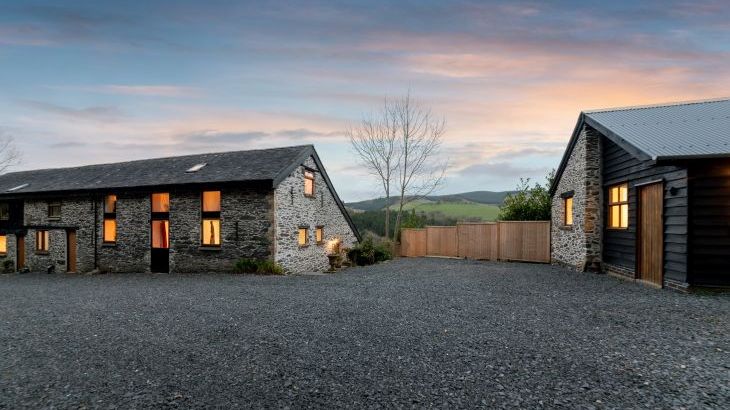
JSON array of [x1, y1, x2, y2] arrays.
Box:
[[1, 258, 728, 408]]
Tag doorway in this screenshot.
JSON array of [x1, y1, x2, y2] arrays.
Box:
[[637, 182, 663, 287], [66, 230, 77, 273], [150, 193, 170, 273], [16, 234, 25, 271]]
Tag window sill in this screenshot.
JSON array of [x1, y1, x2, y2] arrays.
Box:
[[559, 226, 573, 231], [304, 194, 316, 199], [316, 241, 325, 246], [102, 243, 117, 248], [48, 217, 61, 221], [299, 244, 310, 248], [35, 251, 49, 255], [607, 227, 629, 231], [0, 253, 6, 257], [199, 246, 222, 251]]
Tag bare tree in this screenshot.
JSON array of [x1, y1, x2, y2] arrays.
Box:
[[390, 93, 447, 240], [0, 133, 21, 174], [347, 100, 399, 238]]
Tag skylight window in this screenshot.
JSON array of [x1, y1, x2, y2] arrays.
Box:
[[186, 163, 207, 173], [6, 183, 29, 192]]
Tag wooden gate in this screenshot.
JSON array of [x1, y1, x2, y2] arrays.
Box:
[[401, 221, 550, 263], [638, 182, 664, 287], [426, 226, 458, 257]]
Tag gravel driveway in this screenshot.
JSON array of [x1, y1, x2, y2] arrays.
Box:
[[1, 258, 728, 409]]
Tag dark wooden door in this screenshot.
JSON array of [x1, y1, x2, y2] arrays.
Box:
[[66, 230, 77, 273], [16, 234, 25, 271], [638, 183, 663, 286]]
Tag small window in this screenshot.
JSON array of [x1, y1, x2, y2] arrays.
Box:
[[202, 191, 221, 212], [151, 193, 170, 213], [104, 195, 117, 213], [186, 163, 207, 173], [151, 220, 169, 249], [315, 226, 324, 244], [564, 196, 574, 226], [304, 170, 315, 196], [36, 230, 49, 252], [103, 219, 117, 243], [298, 227, 309, 246], [0, 235, 6, 254], [202, 219, 221, 246], [608, 183, 629, 229], [0, 202, 8, 220], [48, 201, 61, 219]]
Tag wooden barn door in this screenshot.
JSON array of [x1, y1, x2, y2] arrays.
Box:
[[66, 230, 77, 273], [637, 183, 663, 287]]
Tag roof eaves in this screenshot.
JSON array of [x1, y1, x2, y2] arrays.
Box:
[[583, 115, 653, 162]]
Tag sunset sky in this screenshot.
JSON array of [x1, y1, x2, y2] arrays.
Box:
[[1, 1, 728, 201]]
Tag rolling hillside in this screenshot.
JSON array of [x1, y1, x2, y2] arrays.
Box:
[[347, 191, 512, 212]]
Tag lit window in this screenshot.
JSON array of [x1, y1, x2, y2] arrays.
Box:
[[608, 184, 629, 229], [298, 227, 309, 246], [151, 220, 169, 249], [202, 219, 221, 246], [104, 195, 117, 213], [316, 226, 324, 244], [48, 201, 61, 219], [36, 230, 49, 252], [304, 170, 315, 196], [103, 195, 117, 244], [201, 191, 221, 247], [103, 219, 117, 243], [564, 196, 573, 226], [202, 191, 221, 212], [0, 202, 8, 220], [151, 193, 170, 212], [0, 235, 6, 254]]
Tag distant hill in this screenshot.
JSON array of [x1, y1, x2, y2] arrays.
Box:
[[346, 190, 513, 212]]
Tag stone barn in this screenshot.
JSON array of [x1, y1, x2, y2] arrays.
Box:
[[0, 145, 359, 274], [550, 98, 730, 291]]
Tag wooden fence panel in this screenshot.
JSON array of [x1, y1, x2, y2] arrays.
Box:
[[457, 223, 498, 260], [401, 221, 550, 263], [426, 226, 458, 257], [497, 221, 550, 263], [401, 229, 427, 257]]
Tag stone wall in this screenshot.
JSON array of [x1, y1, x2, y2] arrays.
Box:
[[551, 125, 602, 271], [274, 156, 358, 273]]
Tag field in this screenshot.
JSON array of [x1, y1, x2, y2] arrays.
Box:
[[393, 200, 500, 221]]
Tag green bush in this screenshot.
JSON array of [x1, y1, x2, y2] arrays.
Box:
[[2, 259, 14, 273], [233, 258, 284, 275], [347, 236, 392, 266], [498, 170, 554, 221]]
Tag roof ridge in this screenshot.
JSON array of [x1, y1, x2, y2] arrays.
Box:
[[583, 97, 730, 114], [2, 144, 314, 176]]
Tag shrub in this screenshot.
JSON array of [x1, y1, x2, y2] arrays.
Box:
[[233, 258, 284, 275], [2, 259, 14, 273], [347, 236, 392, 266]]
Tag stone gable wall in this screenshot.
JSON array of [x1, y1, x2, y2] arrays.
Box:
[[551, 125, 603, 271], [274, 156, 358, 273]]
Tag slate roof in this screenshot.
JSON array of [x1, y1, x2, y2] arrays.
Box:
[[0, 145, 312, 194], [585, 98, 730, 160], [551, 98, 730, 196]]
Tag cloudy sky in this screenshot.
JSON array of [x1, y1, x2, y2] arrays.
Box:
[[1, 1, 728, 201]]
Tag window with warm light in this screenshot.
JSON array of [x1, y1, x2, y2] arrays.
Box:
[[103, 195, 117, 244], [48, 201, 61, 219], [608, 183, 629, 229], [298, 227, 309, 246], [315, 226, 324, 244], [201, 191, 221, 246], [0, 235, 6, 255], [151, 220, 169, 249], [304, 170, 315, 196], [36, 230, 49, 253], [564, 196, 574, 226], [151, 193, 170, 212], [0, 202, 8, 220]]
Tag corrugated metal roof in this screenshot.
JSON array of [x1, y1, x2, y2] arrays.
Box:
[[585, 98, 730, 159]]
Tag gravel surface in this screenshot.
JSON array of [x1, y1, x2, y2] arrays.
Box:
[[1, 258, 728, 409]]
